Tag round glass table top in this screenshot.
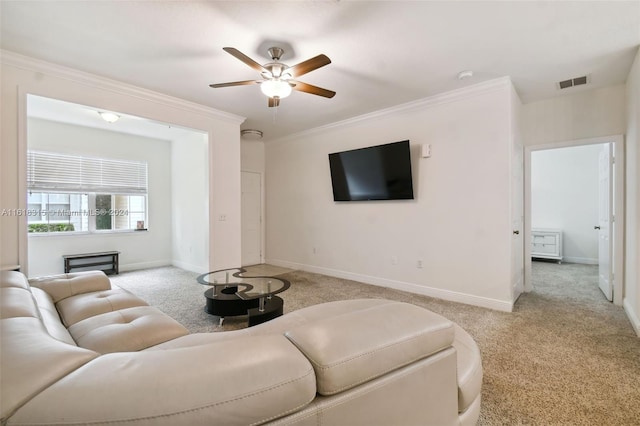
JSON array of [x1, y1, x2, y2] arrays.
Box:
[[196, 267, 290, 300]]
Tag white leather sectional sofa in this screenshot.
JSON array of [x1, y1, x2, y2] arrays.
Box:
[[1, 270, 483, 425]]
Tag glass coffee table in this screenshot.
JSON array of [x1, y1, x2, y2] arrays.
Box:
[[196, 267, 290, 327]]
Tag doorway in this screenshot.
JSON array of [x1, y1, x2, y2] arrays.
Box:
[[524, 135, 624, 305]]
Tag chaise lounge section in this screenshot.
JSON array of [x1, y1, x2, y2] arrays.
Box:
[[1, 269, 482, 425]]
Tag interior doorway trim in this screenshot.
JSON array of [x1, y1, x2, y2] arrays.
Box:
[[524, 135, 625, 305]]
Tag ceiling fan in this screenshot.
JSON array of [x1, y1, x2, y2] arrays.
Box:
[[210, 46, 336, 107]]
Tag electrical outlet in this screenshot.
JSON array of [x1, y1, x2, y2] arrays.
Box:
[[417, 260, 423, 268], [391, 256, 398, 265], [218, 214, 227, 221], [312, 247, 317, 254]]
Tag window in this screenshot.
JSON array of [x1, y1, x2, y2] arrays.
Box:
[[27, 192, 88, 233], [27, 150, 148, 234], [95, 194, 146, 231]]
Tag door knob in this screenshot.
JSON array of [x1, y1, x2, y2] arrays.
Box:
[[513, 230, 520, 235], [594, 226, 601, 230]]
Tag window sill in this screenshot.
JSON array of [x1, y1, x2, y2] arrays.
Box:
[[28, 229, 149, 237]]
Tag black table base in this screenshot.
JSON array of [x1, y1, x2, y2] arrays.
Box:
[[204, 286, 259, 318], [247, 296, 284, 327], [198, 268, 290, 327]]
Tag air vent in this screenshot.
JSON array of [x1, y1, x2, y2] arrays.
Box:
[[557, 75, 590, 90]]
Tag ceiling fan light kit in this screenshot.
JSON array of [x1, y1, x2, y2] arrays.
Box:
[[260, 80, 292, 98], [210, 46, 335, 107]]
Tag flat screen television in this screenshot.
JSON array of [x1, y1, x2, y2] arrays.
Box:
[[328, 140, 414, 201]]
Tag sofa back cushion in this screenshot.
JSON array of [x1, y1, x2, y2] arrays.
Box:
[[0, 287, 40, 319], [285, 301, 454, 395], [31, 287, 77, 345], [1, 271, 77, 345], [29, 271, 111, 303], [7, 335, 315, 425], [0, 317, 98, 423]]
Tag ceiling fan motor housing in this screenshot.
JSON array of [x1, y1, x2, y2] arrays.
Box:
[[262, 63, 291, 80], [268, 47, 285, 61]]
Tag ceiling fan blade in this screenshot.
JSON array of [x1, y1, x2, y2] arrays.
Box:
[[209, 80, 259, 88], [223, 47, 268, 74], [268, 97, 280, 108], [288, 54, 331, 78], [291, 81, 336, 98]]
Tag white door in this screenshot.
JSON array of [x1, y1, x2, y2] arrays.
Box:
[[597, 144, 613, 301], [241, 171, 262, 266]]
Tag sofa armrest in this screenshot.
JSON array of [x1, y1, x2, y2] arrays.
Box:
[[7, 335, 317, 426], [285, 301, 454, 395], [29, 271, 111, 303]]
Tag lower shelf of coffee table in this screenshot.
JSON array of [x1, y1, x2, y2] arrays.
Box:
[[204, 286, 284, 327]]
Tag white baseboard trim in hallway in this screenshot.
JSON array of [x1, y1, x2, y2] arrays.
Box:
[[266, 259, 513, 312]]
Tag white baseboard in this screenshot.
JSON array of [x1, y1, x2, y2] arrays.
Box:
[[623, 298, 640, 337], [171, 260, 207, 273], [562, 256, 598, 265], [119, 260, 172, 272], [267, 259, 513, 312]]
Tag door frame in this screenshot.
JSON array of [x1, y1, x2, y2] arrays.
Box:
[[240, 170, 265, 266], [524, 135, 625, 305]]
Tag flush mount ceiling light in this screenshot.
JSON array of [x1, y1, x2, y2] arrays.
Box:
[[241, 129, 264, 140], [98, 111, 120, 123]]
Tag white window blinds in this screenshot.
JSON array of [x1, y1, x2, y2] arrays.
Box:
[[27, 150, 148, 194]]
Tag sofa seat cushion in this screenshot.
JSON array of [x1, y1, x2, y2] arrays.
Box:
[[452, 324, 483, 414], [285, 301, 454, 395], [0, 317, 98, 423], [68, 306, 189, 353], [56, 286, 148, 327]]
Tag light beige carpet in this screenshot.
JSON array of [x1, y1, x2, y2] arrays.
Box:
[[111, 262, 640, 425]]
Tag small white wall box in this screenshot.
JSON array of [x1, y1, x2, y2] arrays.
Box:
[[421, 144, 431, 158]]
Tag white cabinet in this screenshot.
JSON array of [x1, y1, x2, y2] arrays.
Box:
[[531, 228, 563, 263]]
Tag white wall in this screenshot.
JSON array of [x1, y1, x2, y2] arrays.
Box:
[[531, 144, 602, 264], [171, 132, 209, 273], [624, 48, 640, 336], [523, 85, 626, 146], [26, 118, 173, 276], [0, 52, 245, 274], [265, 79, 515, 311]]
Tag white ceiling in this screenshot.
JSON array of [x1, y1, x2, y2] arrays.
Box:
[[2, 1, 639, 141]]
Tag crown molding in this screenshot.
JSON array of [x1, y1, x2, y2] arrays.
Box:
[[0, 49, 246, 125], [268, 76, 512, 144]]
